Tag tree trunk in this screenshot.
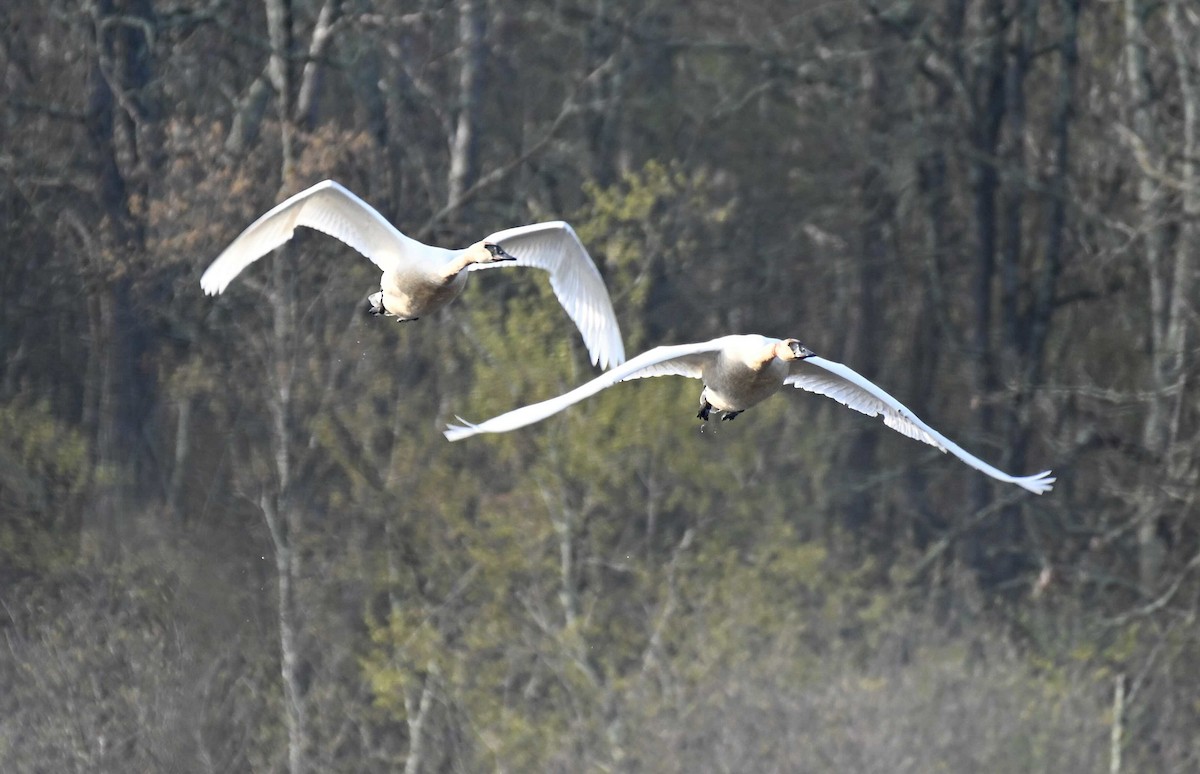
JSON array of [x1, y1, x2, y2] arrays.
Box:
[[265, 0, 296, 185], [1124, 0, 1180, 592], [447, 0, 487, 212], [225, 74, 274, 157], [582, 0, 625, 186], [263, 246, 309, 774], [402, 667, 436, 774], [840, 42, 890, 537], [167, 396, 191, 522], [965, 0, 1010, 584], [1010, 0, 1079, 463], [909, 106, 952, 550], [296, 0, 342, 131], [83, 0, 157, 551], [262, 2, 309, 771], [999, 0, 1036, 351], [1133, 0, 1200, 592]]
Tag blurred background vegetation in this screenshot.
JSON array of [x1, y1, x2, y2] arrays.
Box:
[[2, 0, 1198, 771]]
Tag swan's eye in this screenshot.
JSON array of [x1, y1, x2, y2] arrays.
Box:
[[485, 243, 501, 255]]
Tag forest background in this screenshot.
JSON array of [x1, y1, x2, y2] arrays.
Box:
[[2, 1, 1199, 771]]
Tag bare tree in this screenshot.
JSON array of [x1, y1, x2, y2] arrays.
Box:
[[447, 0, 488, 212], [259, 0, 314, 769], [1123, 0, 1194, 592], [78, 0, 162, 552]]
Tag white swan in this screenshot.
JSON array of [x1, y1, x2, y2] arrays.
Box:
[[445, 334, 1055, 494], [199, 180, 625, 369]]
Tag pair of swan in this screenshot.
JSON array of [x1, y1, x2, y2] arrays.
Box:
[[201, 181, 1055, 494]]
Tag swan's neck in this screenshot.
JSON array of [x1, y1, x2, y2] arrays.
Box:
[[748, 343, 781, 371], [439, 248, 477, 280]]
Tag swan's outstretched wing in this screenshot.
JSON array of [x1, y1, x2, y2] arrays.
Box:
[[787, 355, 1054, 494], [444, 339, 727, 441], [471, 221, 625, 369], [200, 181, 420, 295]]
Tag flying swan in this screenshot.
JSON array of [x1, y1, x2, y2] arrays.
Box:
[[444, 334, 1055, 494], [200, 180, 625, 369]]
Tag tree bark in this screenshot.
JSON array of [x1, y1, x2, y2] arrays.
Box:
[[82, 0, 158, 551], [262, 2, 309, 771], [296, 0, 342, 131], [968, 0, 1006, 448], [582, 0, 626, 186], [1124, 0, 1182, 592], [263, 241, 309, 774], [447, 0, 487, 212], [225, 74, 274, 157], [167, 396, 191, 522], [265, 0, 296, 185], [840, 40, 890, 537], [999, 0, 1036, 351], [1013, 0, 1079, 449], [402, 666, 436, 774], [965, 0, 1010, 584]]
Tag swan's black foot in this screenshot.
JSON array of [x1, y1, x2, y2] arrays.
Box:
[[721, 411, 742, 421], [697, 400, 713, 421], [365, 292, 386, 317]]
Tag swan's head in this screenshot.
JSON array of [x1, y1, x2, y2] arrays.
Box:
[[467, 241, 516, 264], [776, 338, 815, 361]]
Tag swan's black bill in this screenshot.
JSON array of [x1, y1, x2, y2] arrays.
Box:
[[790, 342, 815, 358], [486, 243, 517, 261]]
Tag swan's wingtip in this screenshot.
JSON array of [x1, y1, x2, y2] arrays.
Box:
[[199, 267, 231, 296], [1019, 470, 1056, 495], [593, 345, 627, 370], [443, 417, 479, 442]]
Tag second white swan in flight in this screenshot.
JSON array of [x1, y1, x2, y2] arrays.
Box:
[[200, 180, 625, 369], [444, 334, 1055, 494]]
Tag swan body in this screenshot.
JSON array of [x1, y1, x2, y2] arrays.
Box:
[[445, 334, 1056, 495], [200, 180, 625, 369]]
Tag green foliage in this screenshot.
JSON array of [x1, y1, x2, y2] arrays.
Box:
[[0, 399, 90, 579], [578, 160, 733, 270], [576, 160, 737, 346]]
